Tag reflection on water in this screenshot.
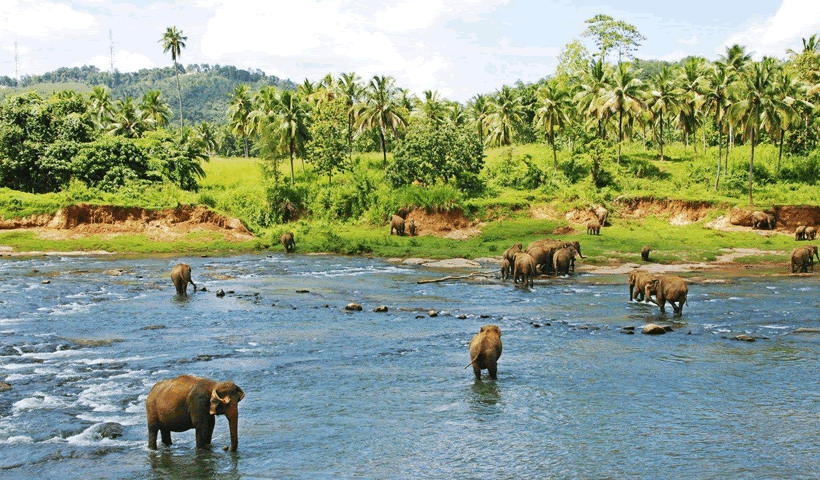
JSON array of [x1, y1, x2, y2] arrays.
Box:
[[0, 254, 819, 479]]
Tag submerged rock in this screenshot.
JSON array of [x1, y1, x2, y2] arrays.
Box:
[[455, 314, 467, 320], [41, 280, 50, 284], [0, 382, 11, 391], [642, 323, 667, 335], [94, 422, 123, 440], [428, 310, 438, 317], [373, 306, 388, 312], [345, 303, 363, 311], [216, 289, 225, 297], [794, 327, 820, 334], [141, 325, 166, 330], [735, 335, 755, 342]]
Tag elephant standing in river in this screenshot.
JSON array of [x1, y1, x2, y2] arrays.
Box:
[[513, 252, 537, 287], [171, 264, 196, 296], [644, 275, 688, 315], [629, 271, 656, 302], [553, 246, 577, 276], [390, 215, 405, 236], [466, 325, 502, 380], [146, 375, 244, 451]]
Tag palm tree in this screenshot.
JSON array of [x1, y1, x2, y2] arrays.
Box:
[[767, 69, 813, 174], [227, 84, 255, 158], [416, 90, 448, 126], [108, 97, 143, 138], [598, 62, 645, 163], [88, 86, 114, 128], [647, 65, 683, 161], [575, 58, 609, 139], [720, 44, 753, 151], [338, 72, 361, 159], [467, 94, 493, 145], [275, 90, 310, 184], [448, 102, 467, 127], [356, 75, 407, 168], [534, 80, 573, 170], [728, 59, 778, 206], [196, 122, 218, 156], [139, 90, 172, 130], [704, 62, 734, 188], [486, 85, 525, 147], [159, 26, 187, 138], [679, 57, 706, 155]]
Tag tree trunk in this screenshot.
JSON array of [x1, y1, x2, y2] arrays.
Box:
[[174, 61, 184, 139], [702, 123, 706, 154], [551, 123, 558, 171], [347, 112, 353, 160], [617, 110, 622, 164], [714, 121, 722, 190], [729, 124, 734, 152], [380, 128, 387, 168], [659, 115, 664, 161], [778, 129, 784, 176], [289, 144, 295, 186], [749, 127, 755, 207]]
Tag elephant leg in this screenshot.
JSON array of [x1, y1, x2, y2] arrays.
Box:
[[189, 279, 197, 292], [658, 297, 666, 313], [148, 426, 159, 450], [472, 364, 481, 380], [205, 416, 215, 445], [195, 424, 209, 449], [161, 429, 172, 446], [488, 365, 498, 380]]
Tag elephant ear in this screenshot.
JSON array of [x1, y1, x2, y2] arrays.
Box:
[[236, 386, 245, 402], [479, 326, 485, 333], [209, 388, 223, 415]]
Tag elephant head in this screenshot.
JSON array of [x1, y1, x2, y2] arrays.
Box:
[[210, 381, 244, 451]]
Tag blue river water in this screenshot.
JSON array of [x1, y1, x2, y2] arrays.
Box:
[[0, 253, 818, 479]]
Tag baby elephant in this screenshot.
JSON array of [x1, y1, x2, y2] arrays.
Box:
[[466, 325, 503, 380], [171, 263, 196, 296], [500, 258, 511, 280], [146, 375, 244, 451], [641, 245, 651, 261], [407, 219, 416, 236], [587, 220, 600, 235], [280, 232, 296, 252], [644, 274, 688, 315]]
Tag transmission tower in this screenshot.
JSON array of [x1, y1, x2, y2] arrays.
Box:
[[14, 42, 19, 85], [109, 30, 114, 73]]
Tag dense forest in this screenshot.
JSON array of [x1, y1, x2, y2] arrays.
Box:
[[1, 16, 820, 232]]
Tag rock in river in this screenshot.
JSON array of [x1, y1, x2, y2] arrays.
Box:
[[345, 303, 363, 311], [642, 323, 667, 335]]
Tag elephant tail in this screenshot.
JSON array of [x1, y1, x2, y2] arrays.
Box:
[[464, 354, 480, 369]]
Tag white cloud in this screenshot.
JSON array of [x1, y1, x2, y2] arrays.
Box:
[[0, 0, 98, 38], [374, 0, 447, 33], [678, 36, 699, 45], [720, 0, 820, 58], [84, 51, 158, 72]]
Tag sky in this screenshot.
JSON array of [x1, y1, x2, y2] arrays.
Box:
[[1, 0, 819, 101]]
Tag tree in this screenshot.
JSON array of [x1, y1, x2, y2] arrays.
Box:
[[728, 59, 777, 206], [487, 85, 525, 147], [467, 94, 493, 145], [306, 98, 349, 185], [677, 57, 707, 155], [227, 84, 255, 158], [196, 122, 218, 156], [139, 90, 172, 129], [534, 80, 573, 170], [647, 65, 683, 161], [338, 72, 361, 159], [581, 14, 646, 65], [704, 62, 734, 188], [356, 75, 407, 168], [276, 90, 310, 185], [88, 86, 114, 128], [575, 58, 609, 140], [108, 97, 144, 138], [555, 39, 592, 82], [159, 26, 187, 138], [416, 90, 449, 126], [598, 62, 645, 163]]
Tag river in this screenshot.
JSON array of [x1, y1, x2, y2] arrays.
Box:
[[0, 254, 818, 479]]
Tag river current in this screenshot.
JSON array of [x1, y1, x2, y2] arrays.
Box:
[[0, 254, 818, 479]]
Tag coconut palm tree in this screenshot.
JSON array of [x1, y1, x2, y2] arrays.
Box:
[[448, 102, 467, 127], [108, 97, 144, 138], [88, 86, 114, 129], [486, 85, 525, 147], [678, 57, 707, 155], [416, 90, 449, 126], [598, 62, 645, 163], [728, 59, 779, 206], [159, 26, 187, 138], [196, 122, 218, 156], [275, 90, 310, 184], [227, 84, 255, 158], [337, 72, 361, 159], [356, 75, 407, 168], [647, 65, 683, 161], [467, 94, 493, 145], [767, 69, 814, 174], [704, 62, 734, 188], [139, 90, 172, 130], [575, 58, 610, 139], [534, 80, 573, 170]]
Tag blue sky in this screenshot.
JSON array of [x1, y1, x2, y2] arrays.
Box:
[[1, 0, 818, 101]]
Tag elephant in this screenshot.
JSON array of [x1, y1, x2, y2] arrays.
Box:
[[587, 220, 600, 235], [513, 251, 537, 287], [390, 215, 405, 236], [795, 225, 806, 241], [751, 211, 776, 230], [146, 375, 244, 451], [641, 245, 651, 262], [500, 258, 511, 280], [628, 271, 656, 302], [466, 325, 502, 380], [790, 245, 819, 273], [553, 246, 577, 276], [171, 264, 196, 296], [644, 275, 688, 315], [503, 242, 523, 265], [407, 220, 416, 236], [592, 205, 609, 226], [280, 232, 295, 252], [806, 226, 817, 240], [560, 241, 586, 259], [525, 244, 559, 275]]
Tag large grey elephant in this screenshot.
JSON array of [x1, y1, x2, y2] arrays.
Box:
[[644, 275, 688, 315], [587, 220, 600, 235], [751, 211, 776, 230], [592, 205, 609, 226], [146, 375, 244, 451], [390, 215, 405, 236], [553, 246, 577, 276], [513, 251, 537, 287], [466, 325, 502, 380], [171, 264, 196, 296]]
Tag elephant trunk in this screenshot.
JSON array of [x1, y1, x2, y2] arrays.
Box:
[[226, 404, 239, 451]]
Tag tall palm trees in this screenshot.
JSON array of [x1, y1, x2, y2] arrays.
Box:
[[357, 75, 407, 168], [598, 62, 645, 163], [487, 85, 525, 147], [467, 94, 492, 145], [647, 66, 683, 161], [534, 80, 573, 170], [139, 90, 171, 129], [276, 90, 310, 185], [227, 84, 254, 158], [338, 72, 361, 159], [704, 62, 733, 188], [159, 26, 187, 138]]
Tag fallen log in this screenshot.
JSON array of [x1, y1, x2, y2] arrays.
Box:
[[417, 272, 494, 284]]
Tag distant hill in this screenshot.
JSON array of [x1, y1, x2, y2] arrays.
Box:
[[0, 64, 297, 125]]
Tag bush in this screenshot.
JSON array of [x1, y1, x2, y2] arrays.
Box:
[[71, 137, 154, 192]]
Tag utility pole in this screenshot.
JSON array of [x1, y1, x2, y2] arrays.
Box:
[[109, 30, 114, 73], [14, 42, 19, 86]]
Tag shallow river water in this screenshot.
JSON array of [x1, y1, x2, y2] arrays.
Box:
[[0, 254, 818, 479]]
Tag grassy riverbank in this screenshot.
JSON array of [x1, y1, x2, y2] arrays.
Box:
[[0, 142, 813, 266]]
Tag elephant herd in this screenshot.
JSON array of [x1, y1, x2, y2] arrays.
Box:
[[501, 238, 585, 287], [390, 215, 416, 236], [790, 223, 819, 273]]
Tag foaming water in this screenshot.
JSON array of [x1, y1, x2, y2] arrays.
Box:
[[0, 254, 819, 479]]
